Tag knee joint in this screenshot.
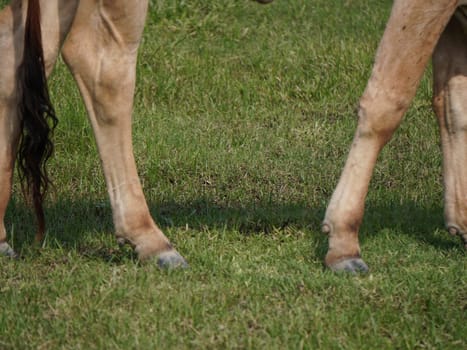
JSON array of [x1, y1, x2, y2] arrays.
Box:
[[357, 93, 408, 141]]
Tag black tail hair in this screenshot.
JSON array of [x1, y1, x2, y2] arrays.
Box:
[[17, 0, 57, 241]]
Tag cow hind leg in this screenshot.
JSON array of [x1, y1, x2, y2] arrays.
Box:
[[433, 10, 467, 249], [61, 0, 187, 268], [0, 1, 78, 258], [0, 3, 21, 258], [0, 97, 20, 258], [322, 0, 457, 272]]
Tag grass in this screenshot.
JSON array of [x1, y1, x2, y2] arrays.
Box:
[[0, 0, 465, 349]]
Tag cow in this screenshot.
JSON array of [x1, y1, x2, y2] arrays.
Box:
[[0, 0, 274, 267], [1, 1, 466, 273], [0, 0, 182, 267], [322, 0, 467, 272]]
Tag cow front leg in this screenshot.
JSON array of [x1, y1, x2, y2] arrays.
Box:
[[322, 0, 457, 272], [433, 12, 467, 249], [61, 0, 187, 268]]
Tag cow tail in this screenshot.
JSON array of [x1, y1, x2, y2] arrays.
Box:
[[17, 0, 58, 242]]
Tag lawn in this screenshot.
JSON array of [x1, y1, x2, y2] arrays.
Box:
[[0, 0, 465, 349]]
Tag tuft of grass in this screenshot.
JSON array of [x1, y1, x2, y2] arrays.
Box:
[[0, 1, 465, 349]]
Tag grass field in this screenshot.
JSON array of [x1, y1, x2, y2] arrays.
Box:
[[0, 0, 466, 349]]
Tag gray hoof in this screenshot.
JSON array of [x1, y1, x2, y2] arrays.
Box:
[[116, 238, 127, 247], [329, 258, 369, 274], [0, 242, 18, 259], [447, 226, 467, 249], [157, 250, 189, 269]]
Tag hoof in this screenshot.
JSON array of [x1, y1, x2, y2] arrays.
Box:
[[0, 242, 18, 259], [447, 226, 467, 249], [117, 237, 189, 268], [156, 250, 189, 270], [328, 257, 369, 274], [117, 238, 127, 247]]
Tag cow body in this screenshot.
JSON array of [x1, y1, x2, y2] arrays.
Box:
[[323, 0, 467, 272]]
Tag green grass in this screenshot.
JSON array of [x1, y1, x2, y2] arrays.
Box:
[[0, 0, 465, 349]]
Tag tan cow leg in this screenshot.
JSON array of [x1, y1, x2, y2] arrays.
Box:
[[61, 0, 187, 268], [433, 11, 467, 249], [0, 3, 23, 257], [322, 0, 458, 272], [0, 98, 20, 258], [0, 0, 78, 257]]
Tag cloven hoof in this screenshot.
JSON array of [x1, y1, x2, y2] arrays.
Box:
[[0, 242, 18, 259], [155, 250, 189, 270], [328, 257, 369, 274]]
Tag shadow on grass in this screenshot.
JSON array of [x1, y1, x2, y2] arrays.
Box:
[[4, 196, 460, 262]]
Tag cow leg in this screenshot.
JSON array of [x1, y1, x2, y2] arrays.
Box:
[[0, 96, 20, 258], [61, 0, 187, 268], [322, 0, 457, 272], [433, 11, 467, 249], [0, 0, 78, 257], [0, 3, 21, 257]]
